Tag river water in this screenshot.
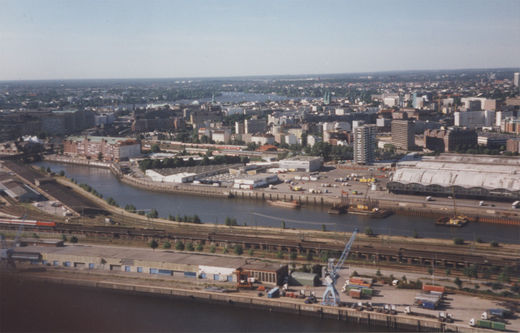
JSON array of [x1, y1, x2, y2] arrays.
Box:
[[35, 162, 520, 244], [0, 276, 386, 332]]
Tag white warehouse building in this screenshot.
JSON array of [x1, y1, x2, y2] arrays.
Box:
[[279, 156, 323, 172], [233, 174, 279, 189]]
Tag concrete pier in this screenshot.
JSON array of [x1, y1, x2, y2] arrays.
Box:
[[19, 273, 482, 333]]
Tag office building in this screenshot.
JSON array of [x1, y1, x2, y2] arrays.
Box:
[[391, 120, 415, 150], [424, 128, 477, 152], [353, 125, 377, 165]]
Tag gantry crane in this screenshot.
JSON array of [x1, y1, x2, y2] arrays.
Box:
[[322, 228, 358, 306]]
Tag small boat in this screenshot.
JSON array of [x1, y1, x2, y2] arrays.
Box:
[[436, 215, 469, 227], [267, 200, 300, 209]]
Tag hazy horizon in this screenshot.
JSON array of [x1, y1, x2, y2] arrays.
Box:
[[1, 66, 520, 83], [2, 0, 519, 81]]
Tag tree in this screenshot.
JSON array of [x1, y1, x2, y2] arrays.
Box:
[[149, 239, 158, 251], [490, 240, 499, 247], [320, 251, 329, 263], [97, 152, 103, 161], [59, 170, 65, 177], [147, 209, 159, 219], [196, 243, 203, 251], [454, 277, 463, 289], [321, 224, 326, 232], [163, 241, 171, 249], [290, 252, 297, 260], [70, 236, 78, 243], [365, 227, 374, 236], [248, 248, 254, 256], [281, 221, 286, 229], [209, 244, 216, 253], [234, 244, 243, 255], [175, 241, 185, 251], [151, 144, 160, 153], [61, 234, 67, 241], [276, 251, 283, 259], [186, 242, 194, 251]]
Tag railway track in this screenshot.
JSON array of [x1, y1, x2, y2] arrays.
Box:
[[1, 222, 518, 272]]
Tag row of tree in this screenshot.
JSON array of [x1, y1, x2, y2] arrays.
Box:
[[138, 155, 248, 171]]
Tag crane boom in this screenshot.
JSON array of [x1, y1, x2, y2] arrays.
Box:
[[332, 228, 358, 279], [322, 228, 358, 306]]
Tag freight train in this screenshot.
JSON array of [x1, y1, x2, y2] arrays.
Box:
[[0, 218, 56, 227]]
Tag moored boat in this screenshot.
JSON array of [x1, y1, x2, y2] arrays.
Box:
[[436, 215, 469, 227], [328, 204, 348, 214], [266, 200, 301, 209]]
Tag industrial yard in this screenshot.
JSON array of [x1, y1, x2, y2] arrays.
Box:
[[4, 241, 520, 332]]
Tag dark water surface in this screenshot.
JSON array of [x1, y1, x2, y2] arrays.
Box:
[[35, 162, 520, 244], [0, 276, 386, 332]]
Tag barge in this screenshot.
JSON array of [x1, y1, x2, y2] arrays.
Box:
[[266, 200, 301, 209], [436, 215, 469, 227]]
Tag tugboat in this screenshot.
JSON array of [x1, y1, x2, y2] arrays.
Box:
[[266, 200, 301, 209]]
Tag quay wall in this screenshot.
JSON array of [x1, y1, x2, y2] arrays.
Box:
[[19, 273, 480, 333], [42, 156, 520, 225]]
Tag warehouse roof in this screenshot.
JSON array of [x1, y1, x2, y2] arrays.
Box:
[[392, 157, 520, 191]]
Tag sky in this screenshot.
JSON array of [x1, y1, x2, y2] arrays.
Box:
[[1, 0, 519, 80]]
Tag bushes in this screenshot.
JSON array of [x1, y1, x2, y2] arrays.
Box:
[[225, 217, 238, 226], [453, 237, 464, 245]]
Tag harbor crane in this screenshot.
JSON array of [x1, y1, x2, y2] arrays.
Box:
[[322, 228, 358, 306]]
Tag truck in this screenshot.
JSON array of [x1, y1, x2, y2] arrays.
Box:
[[267, 287, 280, 298], [481, 308, 510, 320], [469, 318, 506, 331], [512, 200, 520, 209]]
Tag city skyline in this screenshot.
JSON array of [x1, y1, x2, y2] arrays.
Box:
[[1, 0, 519, 81]]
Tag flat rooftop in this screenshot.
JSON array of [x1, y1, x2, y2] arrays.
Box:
[[24, 244, 247, 268]]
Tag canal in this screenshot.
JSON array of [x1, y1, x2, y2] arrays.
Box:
[[36, 161, 520, 244]]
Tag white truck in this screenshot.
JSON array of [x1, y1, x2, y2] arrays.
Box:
[[512, 201, 520, 209]]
